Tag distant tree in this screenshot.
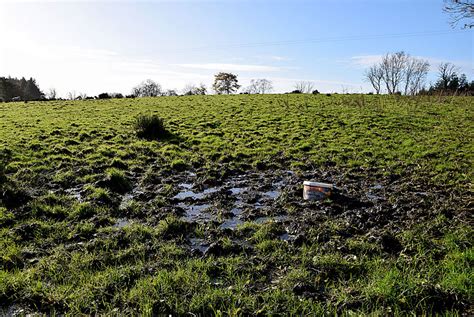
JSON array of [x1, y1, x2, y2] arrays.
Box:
[[403, 58, 430, 95], [365, 65, 384, 94], [312, 89, 320, 94], [0, 76, 43, 101], [24, 78, 43, 100], [365, 52, 429, 95], [437, 62, 459, 90], [47, 88, 57, 100], [246, 79, 273, 94], [443, 0, 474, 28], [213, 72, 240, 95], [98, 93, 111, 99], [67, 91, 77, 100], [165, 89, 178, 96], [182, 83, 207, 95], [294, 81, 314, 94], [380, 51, 408, 94], [194, 83, 207, 95], [109, 93, 123, 99], [132, 79, 162, 97]]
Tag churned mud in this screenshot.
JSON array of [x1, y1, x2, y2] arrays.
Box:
[[59, 163, 464, 258]]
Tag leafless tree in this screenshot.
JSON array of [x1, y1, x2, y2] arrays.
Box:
[[380, 51, 408, 94], [364, 52, 430, 95], [403, 58, 430, 95], [47, 88, 57, 100], [246, 79, 274, 94], [438, 62, 460, 90], [132, 79, 162, 97], [67, 91, 76, 100], [365, 65, 384, 94], [76, 92, 87, 100], [165, 89, 178, 96], [294, 81, 314, 93], [182, 83, 207, 95], [444, 0, 474, 28]]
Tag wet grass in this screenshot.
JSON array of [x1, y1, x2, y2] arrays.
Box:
[[0, 94, 473, 315]]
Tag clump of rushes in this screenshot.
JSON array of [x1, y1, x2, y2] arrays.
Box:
[[105, 168, 132, 193], [134, 114, 167, 139]]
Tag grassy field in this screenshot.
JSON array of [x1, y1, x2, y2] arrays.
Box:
[[0, 94, 472, 315]]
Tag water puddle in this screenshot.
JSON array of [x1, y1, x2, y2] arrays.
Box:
[[65, 187, 83, 202], [179, 203, 212, 221], [230, 187, 247, 195], [119, 193, 134, 210], [263, 190, 280, 199], [114, 218, 130, 228], [189, 238, 210, 253], [255, 215, 288, 224], [179, 183, 193, 189], [219, 218, 244, 230], [173, 187, 219, 200]]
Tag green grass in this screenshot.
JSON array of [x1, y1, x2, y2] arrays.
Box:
[[0, 94, 472, 315]]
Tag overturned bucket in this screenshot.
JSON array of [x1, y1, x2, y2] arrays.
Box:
[[303, 181, 334, 200]]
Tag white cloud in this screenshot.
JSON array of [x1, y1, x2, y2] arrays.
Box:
[[175, 63, 283, 72], [350, 55, 383, 67]]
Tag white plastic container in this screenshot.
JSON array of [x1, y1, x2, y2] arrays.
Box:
[[303, 181, 334, 200]]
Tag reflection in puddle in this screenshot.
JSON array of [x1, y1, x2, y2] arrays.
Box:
[[173, 187, 219, 200], [230, 187, 247, 195], [263, 190, 280, 199], [114, 218, 129, 228], [65, 187, 83, 202], [119, 193, 134, 210], [189, 238, 210, 253], [179, 183, 193, 189], [255, 215, 288, 224], [178, 203, 212, 221], [219, 218, 244, 230]]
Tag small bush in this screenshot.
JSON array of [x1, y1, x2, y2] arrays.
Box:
[[134, 114, 168, 139], [98, 93, 111, 99]]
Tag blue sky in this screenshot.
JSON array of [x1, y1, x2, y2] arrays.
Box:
[[0, 0, 472, 97]]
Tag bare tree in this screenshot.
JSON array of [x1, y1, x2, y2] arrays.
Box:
[[438, 62, 459, 90], [380, 51, 408, 94], [364, 52, 430, 95], [365, 65, 384, 94], [165, 89, 178, 96], [403, 58, 430, 95], [444, 0, 474, 28], [132, 79, 162, 97], [182, 83, 207, 95], [67, 91, 77, 100], [76, 92, 87, 100], [294, 81, 315, 93], [47, 88, 57, 100], [246, 79, 274, 94]]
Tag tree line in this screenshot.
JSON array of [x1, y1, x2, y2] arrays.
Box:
[[0, 77, 43, 102], [1, 62, 472, 102], [365, 51, 473, 96]]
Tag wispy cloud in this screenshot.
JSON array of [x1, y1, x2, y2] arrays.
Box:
[[350, 55, 383, 67], [175, 63, 283, 72]]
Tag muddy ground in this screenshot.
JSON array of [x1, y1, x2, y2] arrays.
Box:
[[59, 162, 468, 260]]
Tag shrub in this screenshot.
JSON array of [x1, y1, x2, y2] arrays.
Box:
[[312, 89, 320, 94], [134, 114, 168, 139], [98, 93, 111, 99]]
